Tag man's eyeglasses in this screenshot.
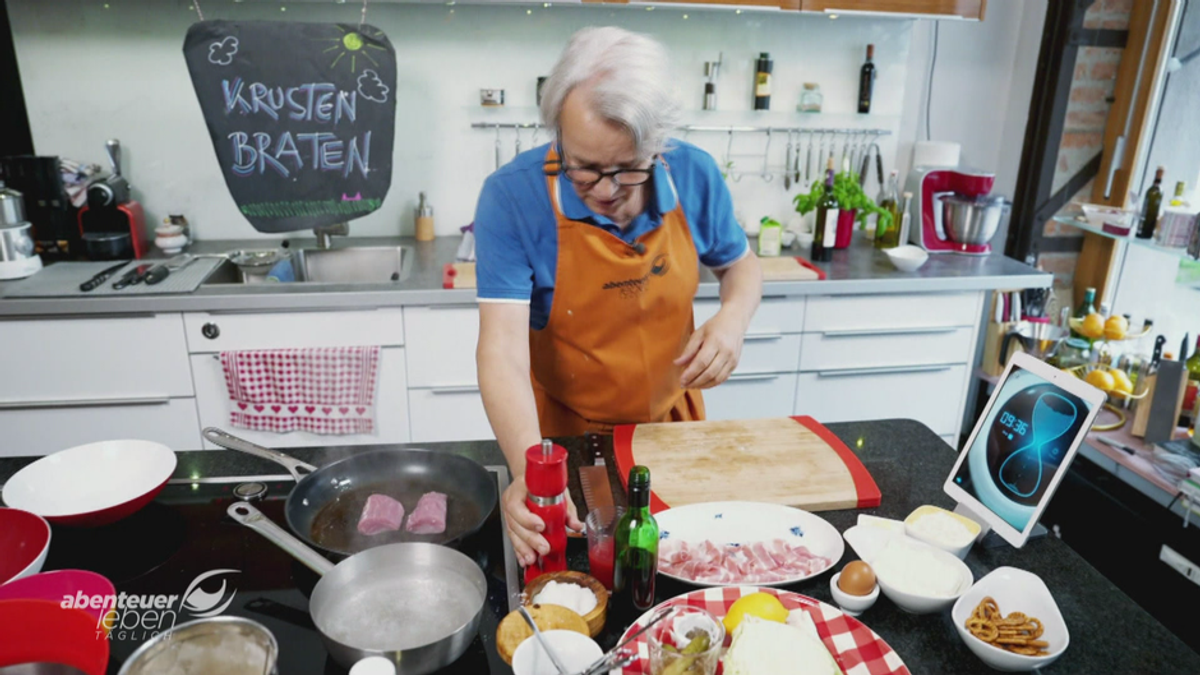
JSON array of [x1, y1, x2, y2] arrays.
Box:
[[550, 135, 655, 187]]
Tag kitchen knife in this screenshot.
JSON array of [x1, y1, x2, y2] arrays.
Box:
[[578, 431, 615, 514], [112, 264, 152, 290], [1151, 335, 1166, 371], [143, 264, 170, 285], [80, 261, 130, 292]]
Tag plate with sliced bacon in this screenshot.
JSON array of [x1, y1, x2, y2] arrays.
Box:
[[656, 501, 844, 587]]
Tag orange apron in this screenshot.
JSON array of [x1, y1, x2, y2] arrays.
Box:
[[531, 146, 704, 436]]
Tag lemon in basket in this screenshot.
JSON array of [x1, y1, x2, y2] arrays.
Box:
[[1104, 315, 1129, 341], [723, 593, 788, 634], [1085, 368, 1115, 392], [1111, 369, 1134, 396], [1081, 313, 1106, 340]]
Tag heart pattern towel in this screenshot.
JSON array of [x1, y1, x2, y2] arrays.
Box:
[[220, 347, 381, 435]]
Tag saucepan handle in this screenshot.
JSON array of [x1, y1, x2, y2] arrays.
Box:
[[203, 427, 317, 481], [227, 502, 336, 576]]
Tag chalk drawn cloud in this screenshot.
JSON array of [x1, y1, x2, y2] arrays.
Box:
[[208, 36, 239, 66], [357, 69, 389, 104]]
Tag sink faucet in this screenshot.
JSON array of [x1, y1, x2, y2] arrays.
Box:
[[313, 222, 349, 249]]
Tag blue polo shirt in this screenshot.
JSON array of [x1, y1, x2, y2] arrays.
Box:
[[473, 139, 749, 330]]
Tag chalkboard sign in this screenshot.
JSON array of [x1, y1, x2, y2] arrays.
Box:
[[184, 21, 397, 233]]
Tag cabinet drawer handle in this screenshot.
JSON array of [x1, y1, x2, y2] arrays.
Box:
[[821, 327, 962, 338], [202, 322, 220, 339], [726, 373, 782, 382], [744, 333, 784, 342], [0, 395, 171, 410], [816, 364, 954, 378], [428, 386, 480, 395]]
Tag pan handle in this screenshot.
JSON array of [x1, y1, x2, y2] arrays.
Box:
[[227, 502, 336, 576], [203, 427, 317, 481]]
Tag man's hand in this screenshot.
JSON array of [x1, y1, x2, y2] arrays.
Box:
[[675, 309, 746, 390], [501, 475, 585, 567]]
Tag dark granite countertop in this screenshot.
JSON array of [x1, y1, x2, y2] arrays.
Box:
[[1, 419, 1194, 673]]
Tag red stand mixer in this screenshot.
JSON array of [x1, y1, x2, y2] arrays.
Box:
[[905, 166, 1009, 256]]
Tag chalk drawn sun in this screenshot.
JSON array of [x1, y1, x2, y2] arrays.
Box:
[[316, 25, 386, 73]]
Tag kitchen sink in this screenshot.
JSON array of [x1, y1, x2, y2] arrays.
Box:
[[293, 245, 413, 284], [200, 245, 414, 285]]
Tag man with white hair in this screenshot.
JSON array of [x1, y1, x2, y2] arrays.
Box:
[[474, 27, 763, 567]]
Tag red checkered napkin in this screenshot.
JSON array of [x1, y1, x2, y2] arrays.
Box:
[[221, 347, 381, 435], [617, 586, 910, 675]]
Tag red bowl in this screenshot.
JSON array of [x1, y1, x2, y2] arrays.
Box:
[[0, 508, 51, 585], [2, 440, 176, 527], [0, 570, 116, 629], [0, 599, 109, 675]]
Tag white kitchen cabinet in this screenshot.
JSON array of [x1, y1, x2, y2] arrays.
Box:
[[694, 296, 806, 335], [0, 398, 202, 457], [403, 305, 479, 388], [191, 347, 411, 450], [735, 334, 803, 374], [702, 373, 798, 421], [183, 309, 405, 352], [798, 326, 975, 371], [804, 292, 982, 333], [0, 314, 192, 404], [794, 364, 968, 436], [408, 386, 495, 443]]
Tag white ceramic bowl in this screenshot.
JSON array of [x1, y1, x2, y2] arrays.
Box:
[[904, 504, 982, 560], [952, 567, 1069, 672], [511, 630, 603, 675], [872, 537, 973, 614], [829, 571, 879, 617], [884, 245, 929, 272]]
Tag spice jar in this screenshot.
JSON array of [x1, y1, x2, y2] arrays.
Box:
[[799, 83, 823, 113]]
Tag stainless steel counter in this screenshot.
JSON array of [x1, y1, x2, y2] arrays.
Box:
[[0, 233, 1050, 317]]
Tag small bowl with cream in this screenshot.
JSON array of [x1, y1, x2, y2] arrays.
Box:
[[521, 571, 608, 638], [904, 505, 982, 559], [871, 535, 974, 614]]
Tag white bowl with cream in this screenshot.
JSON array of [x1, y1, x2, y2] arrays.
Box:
[[844, 527, 973, 615], [904, 505, 982, 559]]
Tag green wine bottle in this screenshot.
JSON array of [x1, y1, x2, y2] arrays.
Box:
[[613, 465, 658, 612], [811, 157, 839, 263]]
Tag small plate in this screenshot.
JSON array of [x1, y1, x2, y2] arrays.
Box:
[[655, 501, 843, 586]]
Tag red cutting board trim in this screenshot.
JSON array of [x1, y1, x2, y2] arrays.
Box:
[[792, 257, 827, 280], [790, 415, 881, 509], [613, 416, 879, 513]]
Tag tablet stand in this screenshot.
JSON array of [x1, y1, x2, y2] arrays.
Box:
[[953, 501, 1049, 550]]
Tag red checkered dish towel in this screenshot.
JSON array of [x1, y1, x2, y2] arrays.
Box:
[[220, 347, 382, 435]]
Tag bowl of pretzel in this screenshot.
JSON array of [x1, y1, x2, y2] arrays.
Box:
[[952, 567, 1069, 671]]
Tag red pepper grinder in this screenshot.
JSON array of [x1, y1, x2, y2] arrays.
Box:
[[524, 438, 568, 585]]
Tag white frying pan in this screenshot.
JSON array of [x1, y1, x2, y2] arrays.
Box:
[[2, 440, 176, 526]]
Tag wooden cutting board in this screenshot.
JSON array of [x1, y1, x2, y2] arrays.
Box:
[[444, 257, 823, 289], [613, 416, 880, 514]]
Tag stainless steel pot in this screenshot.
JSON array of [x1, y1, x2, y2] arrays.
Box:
[[117, 616, 279, 675], [940, 194, 1010, 246], [228, 502, 487, 673], [0, 182, 27, 228]]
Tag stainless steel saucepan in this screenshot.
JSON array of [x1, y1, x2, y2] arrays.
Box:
[[227, 502, 487, 673]]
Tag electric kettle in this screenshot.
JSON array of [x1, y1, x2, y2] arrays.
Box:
[[0, 181, 43, 280]]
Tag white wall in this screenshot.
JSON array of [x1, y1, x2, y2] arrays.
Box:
[[898, 1, 1046, 200], [9, 0, 918, 241]]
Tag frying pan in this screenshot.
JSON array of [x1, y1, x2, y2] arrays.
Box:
[[228, 502, 486, 673], [1, 440, 176, 526], [202, 428, 497, 557]]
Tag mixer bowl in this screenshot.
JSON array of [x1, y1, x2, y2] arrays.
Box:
[[941, 194, 1009, 245]]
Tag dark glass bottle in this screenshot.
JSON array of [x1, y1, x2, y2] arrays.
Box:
[[1069, 287, 1098, 342], [754, 53, 772, 111], [1137, 166, 1164, 239], [811, 159, 839, 263], [858, 44, 876, 114], [613, 465, 658, 612]]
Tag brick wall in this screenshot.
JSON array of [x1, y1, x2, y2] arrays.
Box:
[[1083, 0, 1134, 30]]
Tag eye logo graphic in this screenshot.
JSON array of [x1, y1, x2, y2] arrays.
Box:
[[357, 69, 390, 103], [208, 36, 239, 66], [181, 569, 240, 618], [650, 254, 669, 276]]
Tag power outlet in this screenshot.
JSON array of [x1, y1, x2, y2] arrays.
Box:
[[1160, 545, 1200, 588]]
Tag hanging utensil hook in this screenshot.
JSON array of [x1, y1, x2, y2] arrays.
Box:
[[761, 128, 773, 181]]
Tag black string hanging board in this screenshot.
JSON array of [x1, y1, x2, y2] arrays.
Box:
[[183, 20, 397, 233]]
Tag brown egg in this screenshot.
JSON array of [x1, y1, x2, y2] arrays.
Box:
[[838, 561, 877, 596]]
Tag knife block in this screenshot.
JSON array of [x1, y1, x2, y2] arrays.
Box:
[[1132, 362, 1189, 442]]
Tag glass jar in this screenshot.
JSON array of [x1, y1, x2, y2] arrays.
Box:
[[799, 83, 823, 113], [1051, 337, 1093, 370]]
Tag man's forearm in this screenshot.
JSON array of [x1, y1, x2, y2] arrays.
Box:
[[714, 253, 763, 331], [477, 345, 543, 479]]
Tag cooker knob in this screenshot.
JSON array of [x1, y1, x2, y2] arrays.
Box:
[[201, 322, 220, 339]]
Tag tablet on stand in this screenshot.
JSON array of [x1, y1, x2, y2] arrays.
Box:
[[943, 352, 1108, 550]]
